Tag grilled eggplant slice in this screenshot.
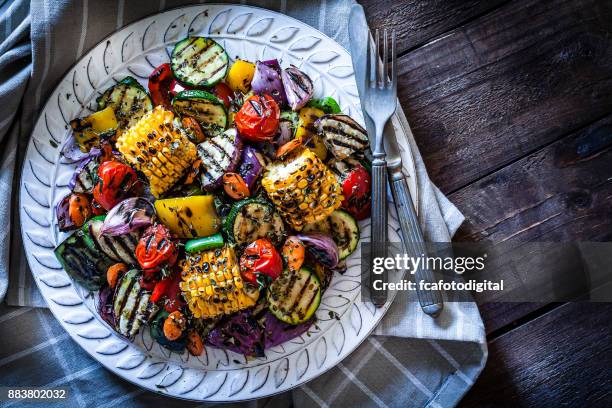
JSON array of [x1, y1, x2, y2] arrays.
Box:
[[303, 210, 359, 260], [223, 198, 285, 246], [171, 37, 229, 87], [54, 231, 114, 290], [316, 114, 368, 160], [113, 269, 158, 339], [97, 76, 153, 130], [197, 128, 242, 190], [172, 90, 227, 137], [82, 216, 140, 265], [267, 267, 321, 325]]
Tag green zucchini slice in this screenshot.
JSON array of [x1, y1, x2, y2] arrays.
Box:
[[173, 90, 227, 137], [113, 269, 158, 339], [97, 76, 153, 130], [267, 267, 321, 325], [223, 198, 285, 246], [303, 210, 359, 260], [171, 37, 229, 87]]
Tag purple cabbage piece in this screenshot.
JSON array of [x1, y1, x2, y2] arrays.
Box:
[[97, 286, 115, 327], [206, 311, 265, 357], [263, 312, 313, 349], [251, 59, 287, 106], [296, 233, 340, 268]]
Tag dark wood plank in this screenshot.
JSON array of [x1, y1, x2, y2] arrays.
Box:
[[451, 114, 612, 332], [460, 302, 612, 407], [360, 0, 507, 54], [395, 0, 612, 193]]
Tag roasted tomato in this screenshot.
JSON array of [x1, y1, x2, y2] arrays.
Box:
[[212, 82, 233, 109], [239, 238, 283, 286], [340, 162, 371, 220], [92, 161, 138, 211], [151, 270, 185, 313], [148, 63, 174, 108], [56, 193, 91, 231], [234, 94, 280, 142], [135, 224, 179, 281]]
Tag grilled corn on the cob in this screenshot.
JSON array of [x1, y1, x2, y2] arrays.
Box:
[[179, 246, 259, 319], [261, 147, 343, 230], [116, 106, 197, 197]]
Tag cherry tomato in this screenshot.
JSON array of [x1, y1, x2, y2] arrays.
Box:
[[234, 94, 280, 142], [275, 138, 303, 158], [92, 161, 138, 211], [341, 163, 371, 220], [151, 270, 185, 313], [281, 237, 305, 272], [169, 79, 193, 96], [239, 239, 283, 285], [148, 63, 174, 108], [181, 117, 206, 144], [223, 172, 250, 200], [135, 224, 179, 276], [56, 193, 91, 231], [212, 82, 233, 109], [90, 198, 106, 216]]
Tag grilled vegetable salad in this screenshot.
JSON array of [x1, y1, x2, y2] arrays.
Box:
[[54, 36, 371, 357]]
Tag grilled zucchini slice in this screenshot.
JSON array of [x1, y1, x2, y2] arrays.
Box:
[[267, 267, 321, 325], [54, 231, 114, 290], [173, 90, 227, 137], [197, 127, 242, 190], [223, 198, 285, 246], [171, 37, 229, 87], [315, 114, 368, 160], [303, 210, 359, 260], [97, 76, 153, 130], [113, 269, 158, 339]]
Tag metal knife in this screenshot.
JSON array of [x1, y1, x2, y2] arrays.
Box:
[[349, 4, 444, 317]]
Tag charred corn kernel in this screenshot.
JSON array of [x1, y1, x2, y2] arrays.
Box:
[[116, 106, 197, 197], [262, 147, 343, 230], [179, 246, 259, 319]]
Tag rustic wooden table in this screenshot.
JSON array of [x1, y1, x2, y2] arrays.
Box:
[[361, 0, 612, 405]]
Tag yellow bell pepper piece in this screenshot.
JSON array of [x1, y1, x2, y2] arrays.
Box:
[[70, 106, 118, 152], [154, 195, 221, 238], [227, 60, 256, 93], [296, 107, 327, 161]]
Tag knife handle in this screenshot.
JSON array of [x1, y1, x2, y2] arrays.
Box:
[[371, 155, 388, 307], [388, 166, 444, 317]]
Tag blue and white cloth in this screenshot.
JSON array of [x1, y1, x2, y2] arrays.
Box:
[[0, 1, 487, 407]]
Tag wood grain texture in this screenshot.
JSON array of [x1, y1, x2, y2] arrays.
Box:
[[459, 302, 612, 407], [394, 0, 612, 193], [360, 0, 507, 54]]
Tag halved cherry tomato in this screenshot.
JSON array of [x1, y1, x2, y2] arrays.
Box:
[[135, 224, 178, 275], [92, 161, 138, 210], [68, 193, 91, 227], [341, 163, 371, 220], [223, 172, 250, 200], [281, 236, 305, 272], [181, 117, 206, 144], [239, 239, 283, 286], [275, 138, 302, 158], [148, 63, 174, 108], [184, 159, 202, 185], [107, 263, 128, 289], [169, 79, 193, 96], [234, 94, 280, 142], [186, 330, 204, 356], [212, 82, 233, 109], [57, 193, 92, 231], [163, 311, 186, 341]]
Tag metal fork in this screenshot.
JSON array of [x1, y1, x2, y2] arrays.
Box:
[[363, 29, 396, 306]]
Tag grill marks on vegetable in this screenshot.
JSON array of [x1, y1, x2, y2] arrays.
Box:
[[113, 269, 158, 339], [97, 79, 152, 130], [316, 114, 368, 159], [267, 267, 321, 324], [197, 128, 241, 189], [171, 37, 229, 87]]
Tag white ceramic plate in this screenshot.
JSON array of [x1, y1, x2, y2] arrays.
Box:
[[19, 4, 417, 401]]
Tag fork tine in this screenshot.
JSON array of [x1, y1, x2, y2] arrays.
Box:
[[391, 29, 397, 91], [383, 29, 388, 87], [375, 29, 381, 87], [366, 30, 373, 87]]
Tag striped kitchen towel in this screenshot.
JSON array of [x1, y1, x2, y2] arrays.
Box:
[[0, 1, 487, 407]]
